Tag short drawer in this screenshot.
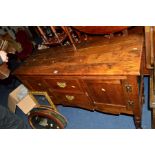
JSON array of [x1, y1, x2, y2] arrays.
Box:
[[19, 76, 47, 91], [53, 92, 94, 110], [44, 78, 83, 93]]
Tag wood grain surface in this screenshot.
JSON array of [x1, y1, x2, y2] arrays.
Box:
[[14, 27, 144, 76]]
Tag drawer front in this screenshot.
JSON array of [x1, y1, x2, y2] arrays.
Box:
[[19, 76, 47, 91], [53, 92, 94, 110], [84, 79, 127, 107], [44, 78, 83, 93]]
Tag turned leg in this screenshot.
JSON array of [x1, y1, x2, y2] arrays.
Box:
[[152, 108, 155, 129], [134, 116, 142, 129]]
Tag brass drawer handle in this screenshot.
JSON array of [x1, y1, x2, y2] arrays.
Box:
[[65, 95, 75, 101], [57, 82, 66, 88]]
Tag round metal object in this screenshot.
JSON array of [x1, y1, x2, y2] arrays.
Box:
[[28, 105, 67, 129]]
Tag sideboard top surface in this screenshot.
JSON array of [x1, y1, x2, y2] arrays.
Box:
[[14, 27, 144, 76]]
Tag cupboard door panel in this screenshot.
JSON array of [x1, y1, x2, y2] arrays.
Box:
[[84, 79, 127, 106]]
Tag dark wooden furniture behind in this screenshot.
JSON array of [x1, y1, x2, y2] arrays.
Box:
[[145, 26, 155, 128], [13, 27, 145, 128]]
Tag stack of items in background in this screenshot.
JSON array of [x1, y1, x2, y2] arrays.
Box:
[[8, 84, 67, 129]]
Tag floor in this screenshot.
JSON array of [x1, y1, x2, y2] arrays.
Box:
[[0, 76, 151, 129]]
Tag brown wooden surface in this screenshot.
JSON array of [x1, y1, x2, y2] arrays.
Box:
[[14, 27, 144, 77]]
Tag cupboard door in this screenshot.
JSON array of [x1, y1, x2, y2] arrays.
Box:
[[84, 79, 127, 106]]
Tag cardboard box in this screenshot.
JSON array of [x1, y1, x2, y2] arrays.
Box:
[[8, 84, 38, 114]]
